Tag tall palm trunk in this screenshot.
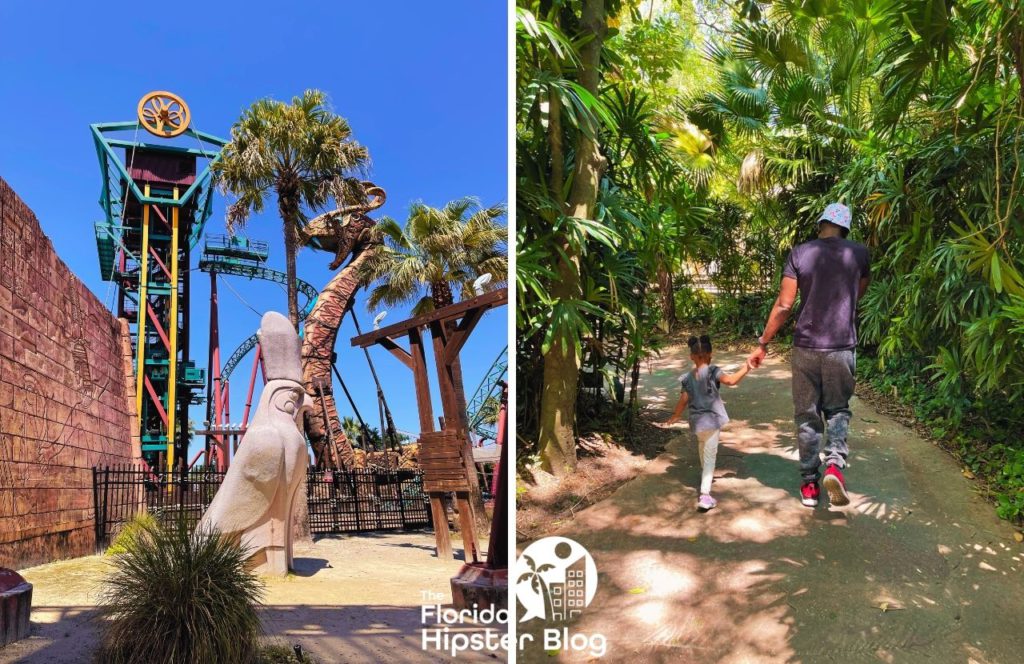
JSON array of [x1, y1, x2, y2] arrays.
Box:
[[537, 0, 606, 477], [302, 252, 372, 470], [277, 177, 301, 329], [658, 266, 676, 330]]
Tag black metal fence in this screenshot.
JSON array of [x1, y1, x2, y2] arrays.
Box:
[[93, 465, 431, 548], [92, 465, 225, 546], [307, 468, 431, 534]]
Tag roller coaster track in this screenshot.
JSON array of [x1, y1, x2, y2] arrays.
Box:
[[467, 346, 507, 441], [198, 254, 318, 381]]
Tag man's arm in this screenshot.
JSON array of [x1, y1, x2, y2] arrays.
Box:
[[748, 276, 798, 367], [760, 276, 798, 343], [858, 276, 870, 300]]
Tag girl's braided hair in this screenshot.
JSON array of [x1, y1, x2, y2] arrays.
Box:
[[687, 334, 712, 355]]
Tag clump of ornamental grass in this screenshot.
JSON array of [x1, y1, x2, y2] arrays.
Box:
[[98, 517, 265, 664]]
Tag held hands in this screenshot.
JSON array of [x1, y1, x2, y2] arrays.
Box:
[[748, 345, 767, 369]]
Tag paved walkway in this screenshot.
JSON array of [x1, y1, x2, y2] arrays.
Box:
[[519, 348, 1024, 663]]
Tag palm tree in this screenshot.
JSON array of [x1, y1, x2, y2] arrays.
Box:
[[341, 416, 362, 448], [214, 89, 369, 328], [339, 416, 382, 450], [361, 198, 506, 430], [360, 197, 506, 527], [361, 198, 507, 313], [517, 0, 609, 477]]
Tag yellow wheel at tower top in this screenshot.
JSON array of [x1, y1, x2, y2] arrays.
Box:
[[137, 91, 191, 138]]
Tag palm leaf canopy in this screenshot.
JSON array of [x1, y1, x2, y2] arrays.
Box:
[[361, 198, 508, 316], [214, 89, 370, 230]]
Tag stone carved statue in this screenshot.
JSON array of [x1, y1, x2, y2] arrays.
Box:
[[199, 312, 314, 576]]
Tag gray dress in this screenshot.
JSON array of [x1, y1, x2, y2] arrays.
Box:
[[680, 365, 729, 433]]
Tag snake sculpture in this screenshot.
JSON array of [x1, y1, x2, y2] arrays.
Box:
[[297, 180, 388, 469], [297, 181, 386, 270]]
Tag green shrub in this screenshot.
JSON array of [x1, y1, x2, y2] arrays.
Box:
[[98, 517, 265, 664], [105, 512, 159, 556], [858, 352, 1024, 526], [708, 292, 776, 339], [675, 287, 715, 323], [996, 449, 1024, 522]]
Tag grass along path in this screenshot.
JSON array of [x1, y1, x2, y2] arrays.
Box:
[[517, 346, 1024, 663]]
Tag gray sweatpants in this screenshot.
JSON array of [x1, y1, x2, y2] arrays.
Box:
[[791, 347, 856, 481]]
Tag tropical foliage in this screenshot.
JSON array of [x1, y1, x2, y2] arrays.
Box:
[[517, 0, 718, 474], [360, 198, 508, 314], [517, 0, 1024, 521]]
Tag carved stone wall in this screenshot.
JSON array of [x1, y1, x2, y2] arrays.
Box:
[[0, 177, 139, 569]]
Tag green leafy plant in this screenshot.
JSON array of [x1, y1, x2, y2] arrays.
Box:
[[105, 512, 158, 556], [674, 286, 715, 324], [98, 518, 265, 664]]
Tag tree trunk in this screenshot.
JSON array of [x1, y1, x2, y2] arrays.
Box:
[[284, 220, 300, 329], [301, 252, 371, 470], [277, 178, 301, 330], [658, 266, 676, 330], [628, 284, 648, 421], [537, 0, 607, 477]]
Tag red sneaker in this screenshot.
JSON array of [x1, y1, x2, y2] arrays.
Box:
[[822, 465, 850, 506], [800, 480, 820, 507]]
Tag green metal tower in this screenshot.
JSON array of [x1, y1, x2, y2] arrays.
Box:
[[92, 92, 226, 471]]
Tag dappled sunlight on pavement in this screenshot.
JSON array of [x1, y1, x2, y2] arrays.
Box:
[[518, 348, 1024, 663]]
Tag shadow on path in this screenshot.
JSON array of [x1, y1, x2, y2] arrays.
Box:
[[0, 604, 500, 664], [518, 349, 1024, 663]]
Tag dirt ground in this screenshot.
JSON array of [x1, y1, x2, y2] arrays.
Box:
[[3, 531, 506, 663], [517, 378, 676, 543], [518, 347, 1024, 663], [517, 432, 659, 542]]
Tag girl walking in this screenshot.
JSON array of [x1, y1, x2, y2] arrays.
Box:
[[662, 335, 753, 511]]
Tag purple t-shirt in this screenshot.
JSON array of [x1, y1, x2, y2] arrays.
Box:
[[782, 237, 870, 351]]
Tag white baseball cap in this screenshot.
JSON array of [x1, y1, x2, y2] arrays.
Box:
[[817, 203, 851, 230]]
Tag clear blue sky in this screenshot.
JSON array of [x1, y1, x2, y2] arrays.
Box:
[[0, 1, 508, 461]]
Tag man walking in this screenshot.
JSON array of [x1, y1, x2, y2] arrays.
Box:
[[748, 203, 870, 507]]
